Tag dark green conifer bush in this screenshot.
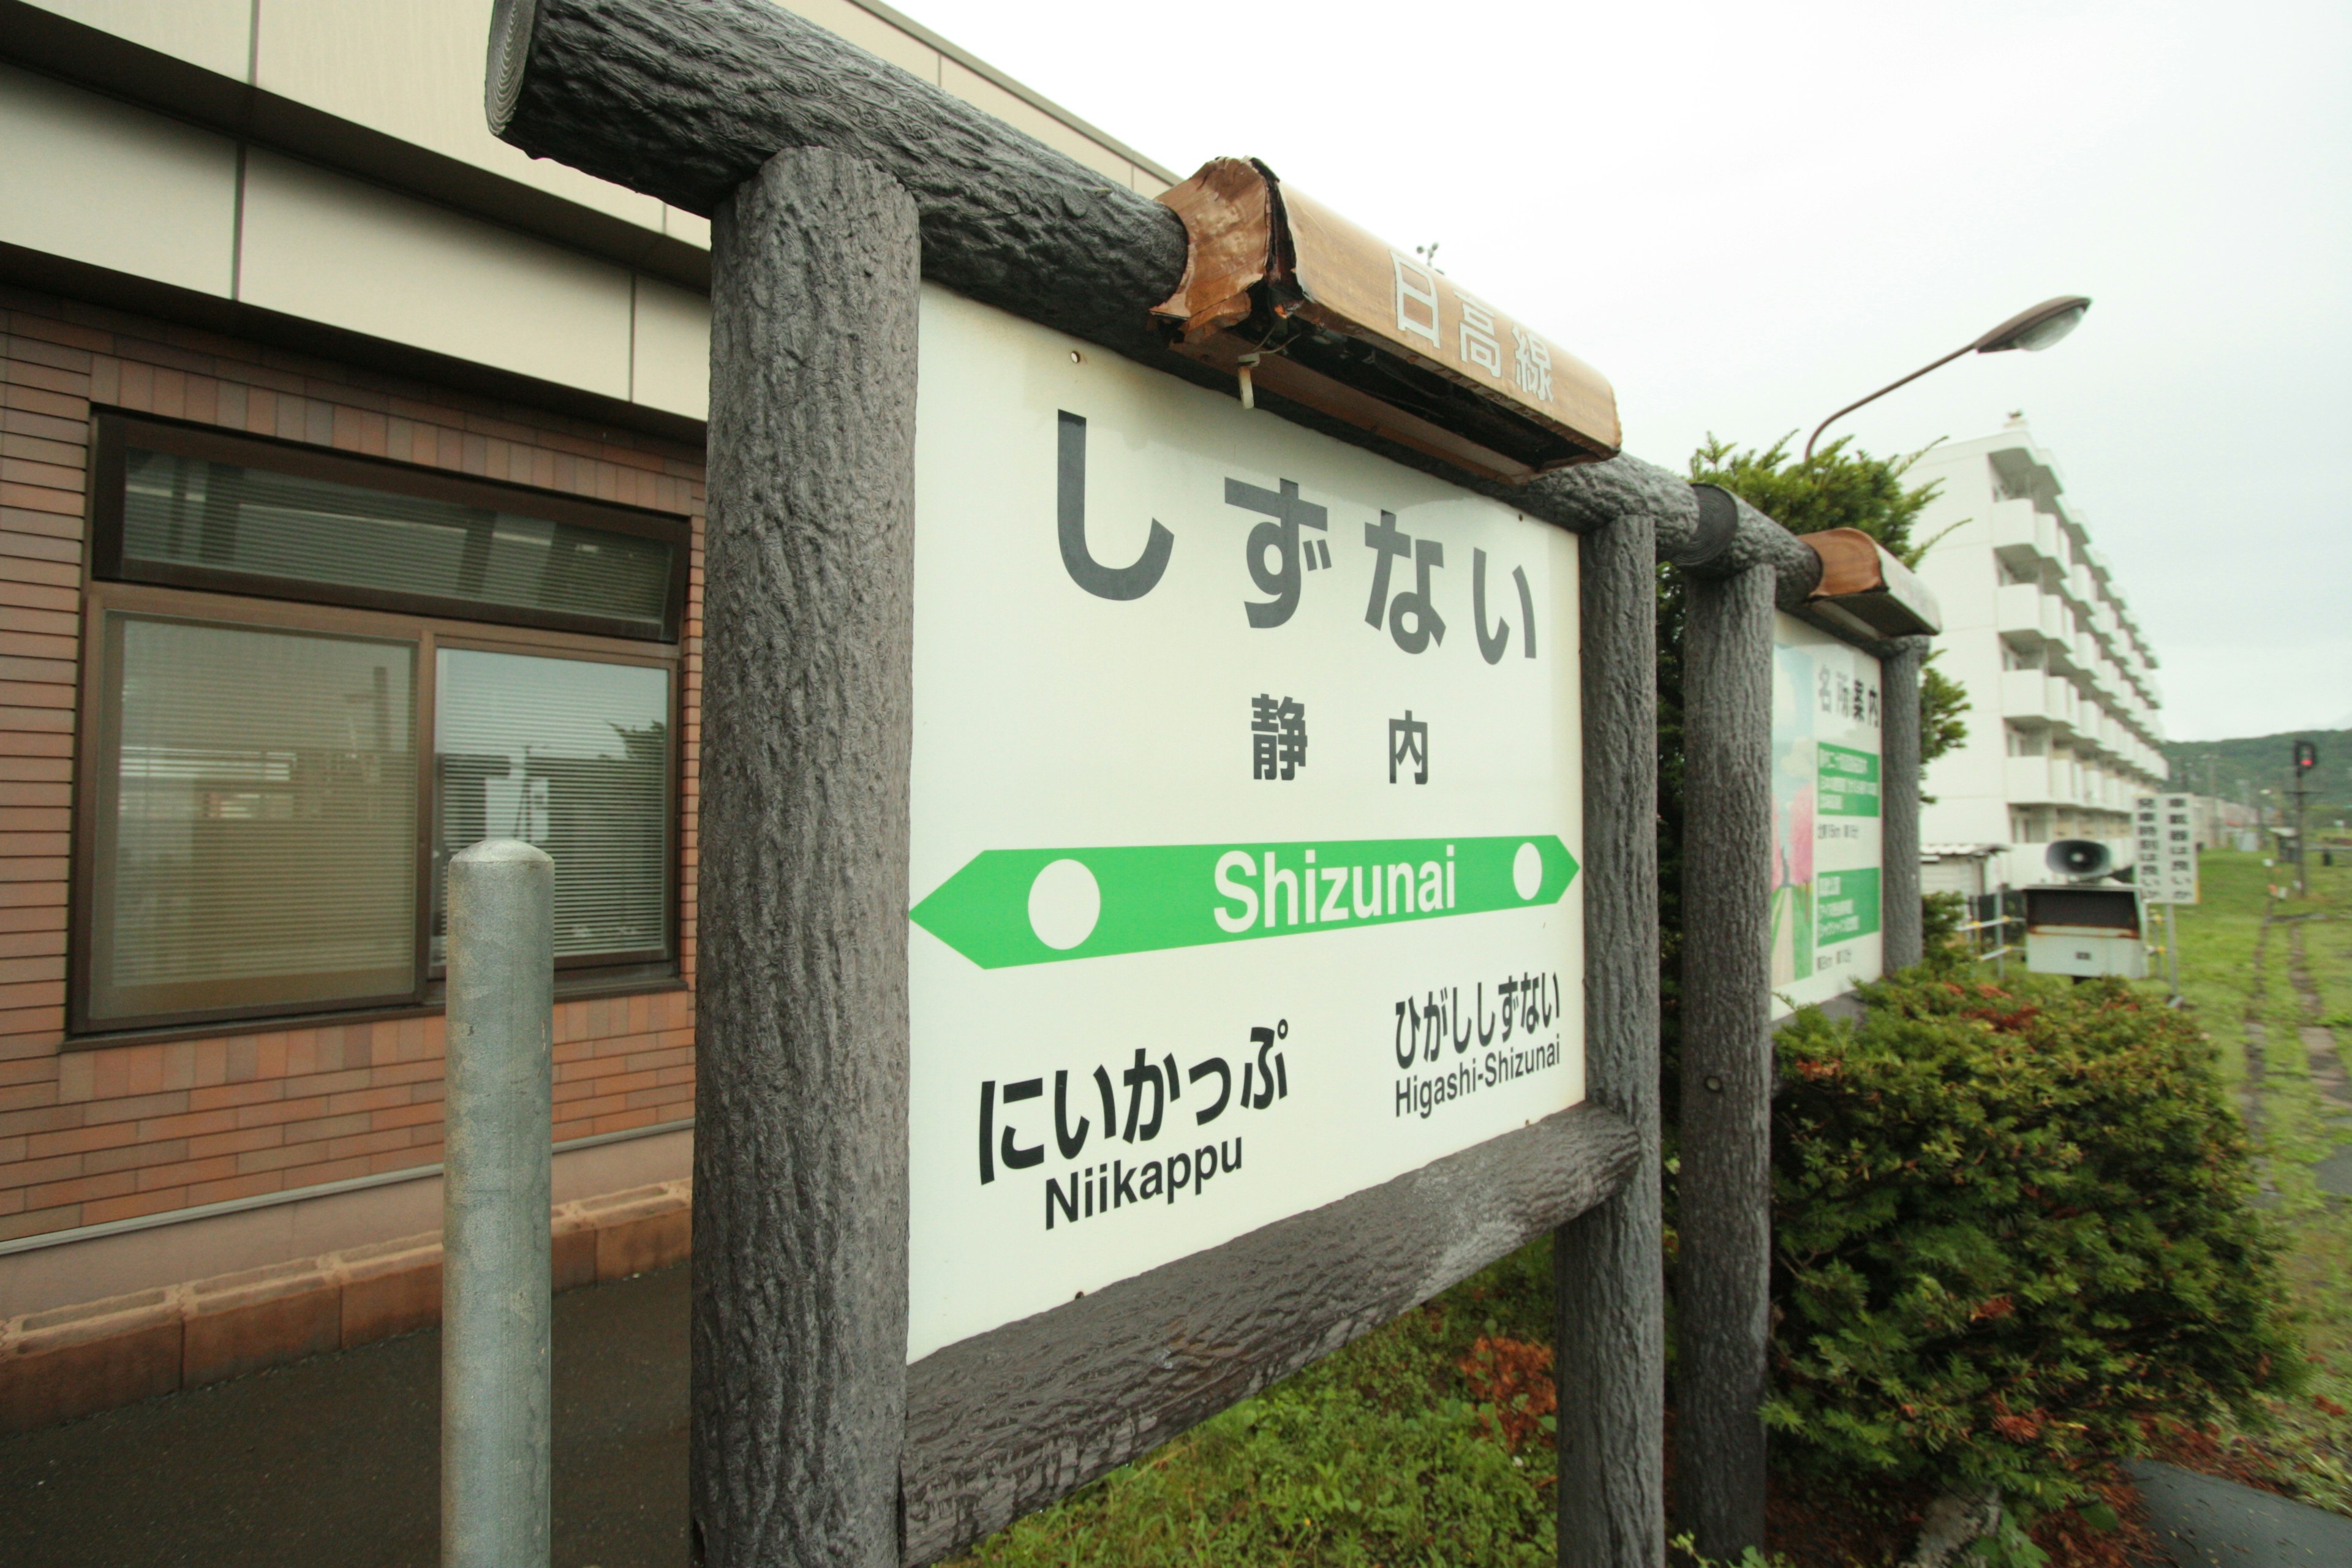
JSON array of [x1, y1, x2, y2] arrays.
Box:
[[1766, 973, 2299, 1512], [1919, 891, 1970, 972]]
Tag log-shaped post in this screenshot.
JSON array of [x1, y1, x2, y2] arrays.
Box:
[[693, 145, 920, 1567], [1555, 510, 1664, 1568], [1880, 637, 1927, 970], [1673, 564, 1778, 1558]]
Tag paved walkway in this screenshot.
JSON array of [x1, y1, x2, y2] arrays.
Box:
[[13, 1257, 2352, 1567], [0, 1264, 688, 1568], [2131, 1460, 2352, 1566], [2285, 921, 2352, 1198]]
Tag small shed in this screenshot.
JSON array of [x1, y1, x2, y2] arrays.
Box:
[[1922, 842, 2005, 901]]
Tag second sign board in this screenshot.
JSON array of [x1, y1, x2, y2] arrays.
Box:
[[1771, 614, 1885, 1018]]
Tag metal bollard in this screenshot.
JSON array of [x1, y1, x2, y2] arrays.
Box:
[[442, 839, 554, 1568]]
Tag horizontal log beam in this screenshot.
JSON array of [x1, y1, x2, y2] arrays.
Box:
[[1682, 484, 1823, 604], [489, 0, 1186, 360], [901, 1101, 1640, 1565]]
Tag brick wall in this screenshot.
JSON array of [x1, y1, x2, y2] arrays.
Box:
[[0, 283, 704, 1246]]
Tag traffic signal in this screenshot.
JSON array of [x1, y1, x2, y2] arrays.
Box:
[[2295, 740, 2319, 774]]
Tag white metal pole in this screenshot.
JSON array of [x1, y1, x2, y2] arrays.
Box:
[[1994, 883, 2009, 981], [442, 839, 555, 1568], [2167, 903, 2184, 1002]]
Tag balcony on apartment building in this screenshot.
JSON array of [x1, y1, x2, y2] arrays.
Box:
[[1989, 499, 2062, 570], [2085, 658, 2120, 712], [2093, 710, 2160, 780], [2002, 669, 2083, 735], [2079, 705, 2115, 756], [2109, 719, 2134, 760], [2091, 709, 2125, 756], [2005, 741, 2138, 815], [1997, 581, 2067, 644], [2007, 755, 2087, 808], [2047, 628, 2086, 679]]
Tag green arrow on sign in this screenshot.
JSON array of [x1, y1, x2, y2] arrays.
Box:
[[910, 834, 1577, 970]]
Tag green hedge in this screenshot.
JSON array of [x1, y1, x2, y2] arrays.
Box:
[[1766, 972, 2299, 1511]]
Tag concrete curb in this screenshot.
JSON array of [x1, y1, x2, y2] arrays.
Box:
[[0, 1178, 692, 1435]]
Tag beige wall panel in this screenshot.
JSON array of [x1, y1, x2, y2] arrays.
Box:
[[23, 0, 252, 79], [778, 0, 941, 82], [938, 58, 1133, 186], [239, 150, 633, 399], [631, 277, 712, 421], [665, 206, 713, 251], [251, 0, 665, 233], [0, 64, 237, 297]]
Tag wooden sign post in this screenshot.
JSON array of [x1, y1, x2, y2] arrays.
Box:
[[1671, 494, 1939, 1559], [694, 145, 922, 1564]]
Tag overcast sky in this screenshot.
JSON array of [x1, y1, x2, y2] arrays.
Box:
[[898, 0, 2351, 742]]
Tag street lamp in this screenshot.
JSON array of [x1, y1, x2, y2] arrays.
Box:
[[1804, 296, 2091, 460]]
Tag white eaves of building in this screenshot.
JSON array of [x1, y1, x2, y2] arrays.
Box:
[[0, 0, 1179, 432]]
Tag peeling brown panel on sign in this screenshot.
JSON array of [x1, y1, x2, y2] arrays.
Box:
[[1151, 157, 1621, 484], [1150, 157, 1275, 342], [1277, 186, 1621, 455], [1801, 527, 1944, 641], [1804, 527, 1885, 598]]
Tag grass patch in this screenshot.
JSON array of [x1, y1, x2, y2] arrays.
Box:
[[951, 1243, 1560, 1567], [2144, 850, 2352, 1515]]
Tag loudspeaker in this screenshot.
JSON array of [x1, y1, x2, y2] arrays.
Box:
[[2046, 839, 2113, 880]]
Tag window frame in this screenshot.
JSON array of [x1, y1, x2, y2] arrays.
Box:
[[73, 418, 692, 1043], [88, 412, 692, 644], [428, 629, 682, 978], [73, 593, 432, 1036]]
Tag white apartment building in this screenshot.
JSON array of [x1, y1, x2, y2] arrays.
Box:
[[1910, 418, 2168, 888]]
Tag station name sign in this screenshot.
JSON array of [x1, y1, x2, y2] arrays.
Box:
[[905, 287, 1588, 1360]]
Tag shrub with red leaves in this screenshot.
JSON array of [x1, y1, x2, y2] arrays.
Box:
[[1765, 973, 2299, 1514], [1461, 1335, 1557, 1453]]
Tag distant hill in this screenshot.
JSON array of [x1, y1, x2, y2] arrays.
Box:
[[2163, 728, 2352, 821]]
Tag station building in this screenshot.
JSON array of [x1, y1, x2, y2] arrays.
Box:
[[1908, 417, 2168, 889], [0, 0, 1173, 1428]]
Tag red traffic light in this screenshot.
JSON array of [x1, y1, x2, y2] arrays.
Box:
[[2294, 740, 2319, 771]]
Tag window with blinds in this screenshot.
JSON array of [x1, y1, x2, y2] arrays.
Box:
[[433, 649, 671, 968], [76, 416, 687, 1036], [94, 417, 684, 642], [118, 447, 677, 636], [86, 616, 419, 1027]]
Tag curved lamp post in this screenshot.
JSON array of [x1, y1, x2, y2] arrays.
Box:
[[1804, 295, 2091, 460]]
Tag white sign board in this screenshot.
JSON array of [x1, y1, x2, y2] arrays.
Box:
[[905, 288, 1585, 1360], [1769, 614, 1884, 1020], [2133, 793, 2199, 904]]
